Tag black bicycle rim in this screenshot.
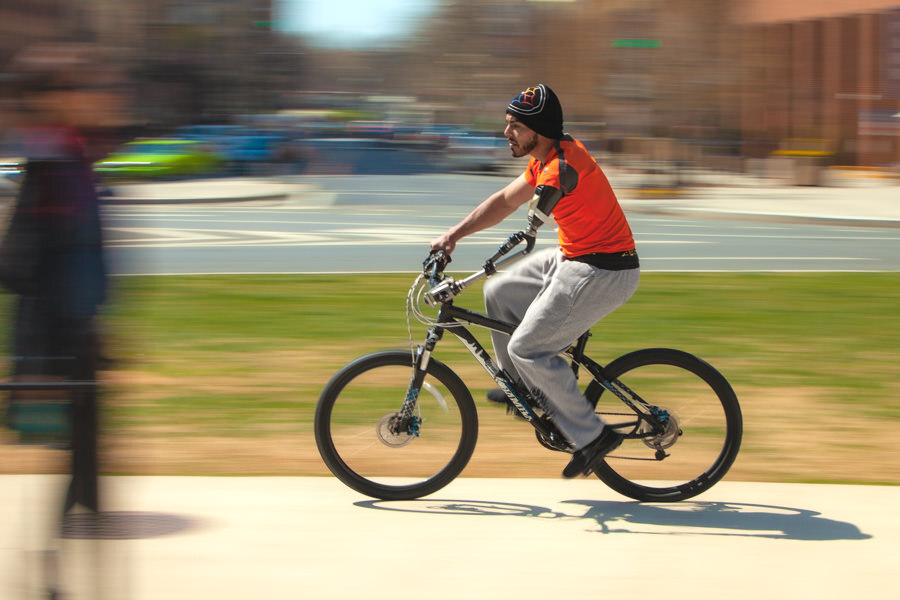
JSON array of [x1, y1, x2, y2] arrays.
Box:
[[314, 350, 479, 500], [585, 348, 742, 502]]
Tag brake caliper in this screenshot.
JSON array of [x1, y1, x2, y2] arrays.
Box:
[[408, 416, 422, 437]]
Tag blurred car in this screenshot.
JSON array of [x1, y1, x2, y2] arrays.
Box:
[[174, 124, 293, 173], [1, 157, 23, 195], [345, 121, 396, 139], [94, 139, 223, 180], [444, 132, 509, 172]]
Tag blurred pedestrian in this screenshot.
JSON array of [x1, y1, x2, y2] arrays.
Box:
[[0, 42, 128, 512]]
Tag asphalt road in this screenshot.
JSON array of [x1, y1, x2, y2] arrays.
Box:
[[101, 174, 900, 275]]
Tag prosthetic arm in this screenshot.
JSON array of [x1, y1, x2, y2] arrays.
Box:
[[526, 185, 563, 234], [426, 184, 566, 300]]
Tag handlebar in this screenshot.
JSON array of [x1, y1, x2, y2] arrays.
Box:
[[422, 230, 536, 306]]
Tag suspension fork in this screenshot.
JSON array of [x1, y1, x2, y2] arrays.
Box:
[[393, 325, 445, 433]]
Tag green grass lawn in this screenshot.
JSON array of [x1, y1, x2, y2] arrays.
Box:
[[3, 272, 899, 482], [100, 272, 899, 408]]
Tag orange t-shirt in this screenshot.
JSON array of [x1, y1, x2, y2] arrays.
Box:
[[524, 136, 634, 258]]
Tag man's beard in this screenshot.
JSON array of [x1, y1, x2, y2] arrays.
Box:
[[509, 133, 538, 158]]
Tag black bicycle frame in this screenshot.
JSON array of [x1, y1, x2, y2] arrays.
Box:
[[405, 299, 609, 444], [401, 232, 664, 445]]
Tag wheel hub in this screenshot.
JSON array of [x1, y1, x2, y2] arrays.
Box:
[[640, 410, 681, 451], [376, 413, 416, 448]]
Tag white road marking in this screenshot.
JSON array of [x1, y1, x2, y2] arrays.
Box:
[[108, 226, 715, 249], [107, 227, 333, 247]]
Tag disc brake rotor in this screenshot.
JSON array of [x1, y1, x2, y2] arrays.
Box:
[[639, 411, 681, 451], [376, 412, 415, 448], [375, 384, 447, 448]]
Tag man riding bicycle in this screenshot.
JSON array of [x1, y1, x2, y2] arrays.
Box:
[[430, 84, 640, 478]]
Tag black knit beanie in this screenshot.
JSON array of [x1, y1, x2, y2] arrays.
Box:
[[506, 84, 564, 139]]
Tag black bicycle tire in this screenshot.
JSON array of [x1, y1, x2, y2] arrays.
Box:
[[314, 350, 479, 500], [585, 348, 742, 502]]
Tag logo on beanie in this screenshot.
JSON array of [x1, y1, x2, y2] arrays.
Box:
[[506, 83, 563, 139], [510, 85, 546, 115]]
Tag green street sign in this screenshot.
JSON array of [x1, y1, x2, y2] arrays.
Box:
[[612, 39, 661, 48]]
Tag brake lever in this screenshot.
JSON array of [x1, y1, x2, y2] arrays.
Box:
[[424, 250, 451, 284]]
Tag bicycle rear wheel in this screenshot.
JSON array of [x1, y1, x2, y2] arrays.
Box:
[[314, 350, 478, 500], [585, 348, 742, 502]]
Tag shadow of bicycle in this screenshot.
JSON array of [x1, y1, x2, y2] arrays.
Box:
[[354, 498, 870, 541]]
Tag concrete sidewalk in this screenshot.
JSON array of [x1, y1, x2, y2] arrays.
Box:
[[608, 166, 900, 227], [107, 177, 298, 205], [618, 182, 900, 227], [2, 475, 898, 600]]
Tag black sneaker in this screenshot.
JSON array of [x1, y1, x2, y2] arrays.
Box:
[[562, 427, 624, 479], [486, 388, 508, 404]]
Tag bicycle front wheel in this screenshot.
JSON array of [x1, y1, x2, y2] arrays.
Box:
[[314, 350, 478, 500], [585, 348, 742, 502]]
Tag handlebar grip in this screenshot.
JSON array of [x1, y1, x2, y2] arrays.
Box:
[[424, 250, 451, 281]]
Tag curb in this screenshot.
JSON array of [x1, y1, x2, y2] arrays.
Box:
[[101, 192, 290, 205], [100, 178, 300, 205]]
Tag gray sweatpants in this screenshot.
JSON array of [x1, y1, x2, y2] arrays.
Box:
[[484, 247, 640, 450]]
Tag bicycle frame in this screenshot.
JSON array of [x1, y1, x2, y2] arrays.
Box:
[[398, 231, 667, 450], [404, 301, 570, 446]]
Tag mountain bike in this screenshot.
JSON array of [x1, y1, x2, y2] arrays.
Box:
[[314, 227, 742, 503]]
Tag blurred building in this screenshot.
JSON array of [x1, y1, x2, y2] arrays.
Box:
[[4, 1, 897, 168], [387, 0, 732, 138], [0, 0, 66, 66], [123, 0, 303, 128], [733, 0, 900, 166], [588, 0, 736, 140], [406, 0, 898, 168], [1, 0, 303, 132]]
